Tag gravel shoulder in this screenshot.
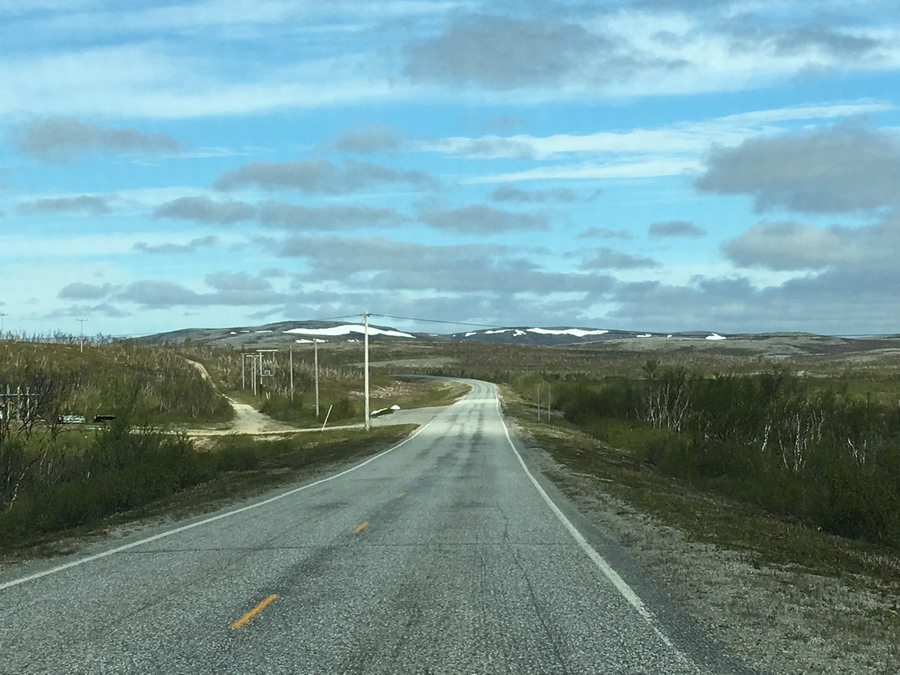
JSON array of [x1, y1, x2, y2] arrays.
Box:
[[512, 419, 900, 674]]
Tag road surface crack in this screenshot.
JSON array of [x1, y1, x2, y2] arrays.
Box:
[[509, 546, 571, 674]]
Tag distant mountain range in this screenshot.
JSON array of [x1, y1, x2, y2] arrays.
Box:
[[134, 320, 743, 347]]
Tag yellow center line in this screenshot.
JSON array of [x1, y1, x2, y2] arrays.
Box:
[[395, 492, 406, 498], [229, 594, 278, 630], [352, 520, 369, 534]]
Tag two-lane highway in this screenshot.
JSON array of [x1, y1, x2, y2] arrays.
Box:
[[0, 379, 751, 673]]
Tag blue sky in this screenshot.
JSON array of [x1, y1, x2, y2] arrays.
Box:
[[3, 0, 900, 337]]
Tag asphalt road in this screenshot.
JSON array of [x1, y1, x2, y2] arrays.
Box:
[[0, 379, 753, 674]]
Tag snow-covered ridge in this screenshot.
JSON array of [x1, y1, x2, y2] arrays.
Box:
[[464, 327, 609, 339], [138, 321, 737, 347], [527, 328, 609, 338], [284, 324, 416, 339]]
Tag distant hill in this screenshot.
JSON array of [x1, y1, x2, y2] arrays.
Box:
[[444, 326, 731, 346], [134, 320, 742, 347], [132, 321, 417, 346], [129, 321, 900, 360]]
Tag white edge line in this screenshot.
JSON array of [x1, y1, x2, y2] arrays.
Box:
[[0, 417, 438, 592], [492, 386, 686, 656]]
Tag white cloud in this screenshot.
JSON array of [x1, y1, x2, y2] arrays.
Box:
[[419, 204, 551, 233], [722, 220, 859, 270], [7, 187, 223, 217], [697, 122, 900, 212], [13, 0, 460, 35], [447, 100, 894, 185], [0, 43, 404, 119], [5, 4, 899, 121], [429, 100, 892, 160], [716, 100, 895, 125], [214, 158, 437, 193], [15, 117, 179, 164], [0, 231, 239, 259], [594, 10, 900, 98], [468, 159, 702, 183]]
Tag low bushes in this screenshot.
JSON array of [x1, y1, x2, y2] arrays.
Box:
[[0, 415, 415, 549], [0, 422, 212, 543], [536, 369, 900, 549], [258, 392, 360, 426]]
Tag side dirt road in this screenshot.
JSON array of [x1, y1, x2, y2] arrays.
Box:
[[182, 358, 465, 438], [183, 358, 297, 436], [507, 408, 900, 674]]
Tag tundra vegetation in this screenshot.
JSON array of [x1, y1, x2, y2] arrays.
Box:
[[405, 339, 900, 552], [0, 339, 413, 549], [0, 340, 231, 546], [4, 334, 900, 560], [0, 338, 456, 550], [503, 365, 900, 551]]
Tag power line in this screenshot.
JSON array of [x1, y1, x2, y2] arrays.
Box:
[[370, 313, 504, 330], [305, 313, 364, 323]]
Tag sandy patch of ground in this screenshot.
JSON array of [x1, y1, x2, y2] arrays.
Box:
[[182, 358, 300, 437], [220, 397, 298, 434]]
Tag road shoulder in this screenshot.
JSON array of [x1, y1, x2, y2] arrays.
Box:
[[503, 410, 900, 675]]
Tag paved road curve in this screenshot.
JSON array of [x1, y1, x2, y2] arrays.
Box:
[[0, 380, 752, 673]]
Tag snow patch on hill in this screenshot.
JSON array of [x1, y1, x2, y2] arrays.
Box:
[[284, 324, 415, 339], [527, 328, 609, 338]]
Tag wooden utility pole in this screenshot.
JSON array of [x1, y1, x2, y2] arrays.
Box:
[[314, 338, 320, 418], [364, 312, 370, 432], [76, 318, 87, 353]]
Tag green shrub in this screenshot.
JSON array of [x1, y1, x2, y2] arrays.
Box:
[[328, 397, 359, 422], [260, 393, 304, 423], [545, 367, 900, 549], [0, 422, 213, 544], [215, 441, 262, 472]]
